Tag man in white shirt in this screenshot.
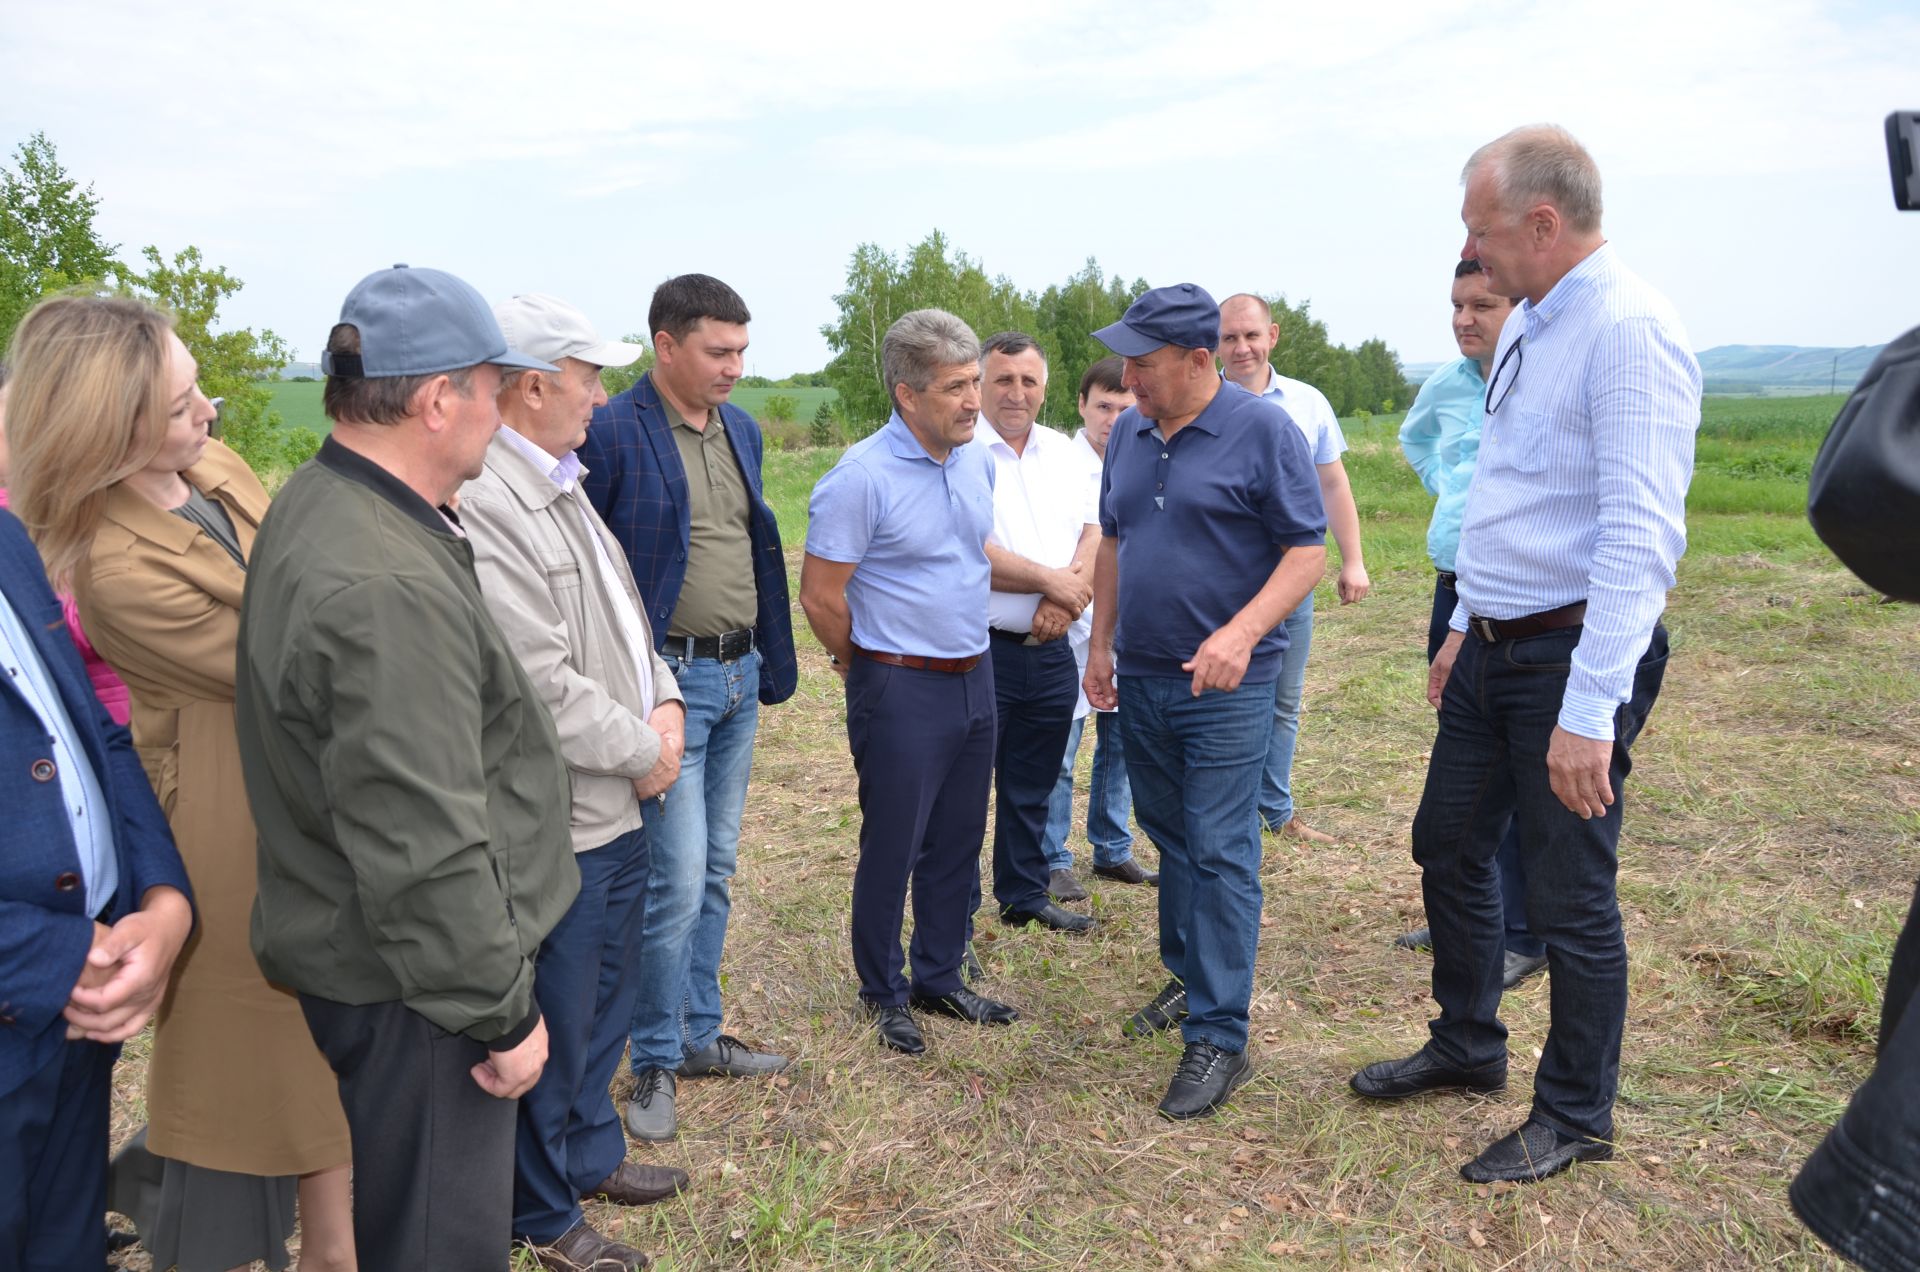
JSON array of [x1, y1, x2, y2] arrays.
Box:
[[1217, 295, 1372, 844], [966, 332, 1100, 937], [1041, 355, 1157, 894], [458, 294, 691, 1272]]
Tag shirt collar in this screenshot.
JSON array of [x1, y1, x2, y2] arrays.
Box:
[[1522, 240, 1613, 332], [318, 435, 463, 537], [882, 412, 953, 464], [496, 424, 582, 491], [981, 418, 1056, 458]]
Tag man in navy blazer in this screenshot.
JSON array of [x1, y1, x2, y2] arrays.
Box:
[[0, 506, 193, 1270], [578, 274, 797, 1143]]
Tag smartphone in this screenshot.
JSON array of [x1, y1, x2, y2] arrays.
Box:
[[1888, 112, 1919, 211]]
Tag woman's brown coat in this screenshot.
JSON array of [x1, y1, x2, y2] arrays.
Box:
[[75, 439, 348, 1177]]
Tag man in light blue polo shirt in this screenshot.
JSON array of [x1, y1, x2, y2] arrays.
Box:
[[800, 308, 1019, 1057], [1084, 284, 1325, 1119]]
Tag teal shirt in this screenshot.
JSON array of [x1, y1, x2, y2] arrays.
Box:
[[1396, 357, 1485, 572]]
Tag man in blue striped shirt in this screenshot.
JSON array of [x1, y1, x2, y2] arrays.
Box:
[[1350, 125, 1700, 1185]]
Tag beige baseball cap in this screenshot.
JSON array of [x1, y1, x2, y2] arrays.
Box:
[[492, 293, 647, 370]]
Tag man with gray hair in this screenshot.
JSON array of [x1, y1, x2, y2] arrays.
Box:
[[1349, 125, 1699, 1185], [457, 293, 689, 1271], [799, 308, 1018, 1056]]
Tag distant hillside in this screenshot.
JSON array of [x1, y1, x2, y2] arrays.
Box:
[[1697, 344, 1885, 395]]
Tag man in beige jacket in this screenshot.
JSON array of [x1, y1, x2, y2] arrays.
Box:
[[458, 293, 689, 1272]]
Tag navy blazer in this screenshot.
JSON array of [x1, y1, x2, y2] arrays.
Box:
[[578, 373, 797, 706], [0, 508, 189, 1099]]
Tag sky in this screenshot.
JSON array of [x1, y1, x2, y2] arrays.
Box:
[[3, 0, 1915, 376]]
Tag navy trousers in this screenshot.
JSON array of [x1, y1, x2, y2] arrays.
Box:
[[972, 636, 1078, 918], [513, 825, 650, 1244], [0, 1039, 116, 1271], [1413, 624, 1667, 1140], [846, 655, 996, 1006], [1428, 573, 1543, 959]]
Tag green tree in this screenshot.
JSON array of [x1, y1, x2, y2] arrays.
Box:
[[599, 334, 655, 397], [761, 393, 798, 423], [0, 132, 118, 351], [809, 398, 839, 448], [113, 245, 313, 474]]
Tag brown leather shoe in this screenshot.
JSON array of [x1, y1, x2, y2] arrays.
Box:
[[586, 1159, 690, 1207], [529, 1219, 649, 1270]]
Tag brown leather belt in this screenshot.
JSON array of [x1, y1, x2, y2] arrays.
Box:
[[853, 645, 982, 674], [1467, 602, 1586, 642]]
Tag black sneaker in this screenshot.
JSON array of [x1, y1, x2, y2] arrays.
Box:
[[1157, 1042, 1252, 1119], [1123, 978, 1188, 1038]]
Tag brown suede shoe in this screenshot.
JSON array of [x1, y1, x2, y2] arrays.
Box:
[[586, 1159, 690, 1207], [529, 1219, 648, 1270]]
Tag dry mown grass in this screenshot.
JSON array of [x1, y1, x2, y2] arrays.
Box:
[[112, 545, 1918, 1271]]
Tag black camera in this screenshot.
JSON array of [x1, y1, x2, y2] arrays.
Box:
[[1888, 111, 1918, 211]]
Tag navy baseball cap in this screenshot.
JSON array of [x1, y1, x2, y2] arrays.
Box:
[[1092, 284, 1222, 356], [322, 264, 558, 379]]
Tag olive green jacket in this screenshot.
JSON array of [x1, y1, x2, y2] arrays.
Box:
[[236, 437, 578, 1047]]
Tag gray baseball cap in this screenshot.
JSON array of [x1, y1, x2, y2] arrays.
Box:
[[321, 264, 558, 379]]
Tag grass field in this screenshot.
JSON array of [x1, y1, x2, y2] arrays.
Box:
[[112, 393, 1918, 1270]]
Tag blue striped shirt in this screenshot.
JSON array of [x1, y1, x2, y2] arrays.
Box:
[[1452, 243, 1701, 741]]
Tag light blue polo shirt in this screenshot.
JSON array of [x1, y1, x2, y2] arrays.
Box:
[[806, 413, 995, 660]]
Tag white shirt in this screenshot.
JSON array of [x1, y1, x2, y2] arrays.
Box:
[[1254, 368, 1349, 465], [1064, 429, 1108, 718], [967, 420, 1099, 638], [497, 425, 655, 718], [1450, 242, 1700, 741]]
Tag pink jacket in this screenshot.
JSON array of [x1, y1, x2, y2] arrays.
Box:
[[0, 486, 132, 725]]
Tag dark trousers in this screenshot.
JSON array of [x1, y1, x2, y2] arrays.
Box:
[[1428, 573, 1542, 958], [301, 995, 519, 1271], [846, 655, 996, 1005], [0, 1039, 116, 1271], [514, 826, 650, 1244], [1412, 624, 1667, 1140], [972, 637, 1079, 917], [1792, 877, 1920, 1270]]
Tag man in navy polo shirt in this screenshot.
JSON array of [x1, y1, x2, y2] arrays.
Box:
[[1084, 284, 1326, 1118], [799, 308, 1020, 1057]]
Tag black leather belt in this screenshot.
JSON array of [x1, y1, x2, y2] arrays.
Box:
[[1436, 570, 1458, 589], [987, 627, 1040, 645], [1467, 602, 1586, 642], [663, 628, 755, 661]]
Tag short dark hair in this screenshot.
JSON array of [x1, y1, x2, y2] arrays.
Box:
[[322, 323, 475, 426], [1455, 259, 1486, 280], [980, 330, 1045, 364], [1078, 355, 1125, 400], [648, 274, 751, 346]]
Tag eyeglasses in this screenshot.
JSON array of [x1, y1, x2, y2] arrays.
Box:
[[1484, 335, 1523, 414]]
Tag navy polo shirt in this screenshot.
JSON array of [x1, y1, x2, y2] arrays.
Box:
[[1099, 381, 1325, 684]]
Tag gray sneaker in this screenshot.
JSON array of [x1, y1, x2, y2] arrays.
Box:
[[678, 1033, 789, 1078], [624, 1067, 677, 1142]]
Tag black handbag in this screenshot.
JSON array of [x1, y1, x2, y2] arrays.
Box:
[[1808, 325, 1920, 601]]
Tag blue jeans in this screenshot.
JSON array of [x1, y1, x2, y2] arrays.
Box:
[[1257, 591, 1314, 830], [1413, 624, 1667, 1140], [1428, 573, 1542, 959], [628, 648, 761, 1074], [1043, 710, 1136, 871], [514, 827, 649, 1243], [1119, 674, 1272, 1053]]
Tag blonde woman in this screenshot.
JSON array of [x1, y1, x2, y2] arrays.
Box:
[[6, 296, 354, 1272]]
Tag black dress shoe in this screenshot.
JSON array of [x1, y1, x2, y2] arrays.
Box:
[[864, 1003, 926, 1055], [1392, 926, 1432, 951], [1123, 978, 1188, 1037], [1460, 1119, 1613, 1183], [1349, 1047, 1507, 1100], [1157, 1041, 1253, 1119], [1000, 901, 1095, 932], [1502, 950, 1549, 989], [1048, 867, 1090, 902], [1093, 859, 1159, 886], [961, 942, 985, 983], [910, 985, 1019, 1024]]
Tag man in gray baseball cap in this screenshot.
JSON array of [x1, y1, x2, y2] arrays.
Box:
[[236, 264, 580, 1271]]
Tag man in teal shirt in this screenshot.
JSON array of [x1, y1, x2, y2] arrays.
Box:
[[1393, 259, 1543, 987]]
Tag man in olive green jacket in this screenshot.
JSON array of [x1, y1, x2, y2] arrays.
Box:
[[458, 293, 690, 1272], [236, 265, 577, 1272]]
